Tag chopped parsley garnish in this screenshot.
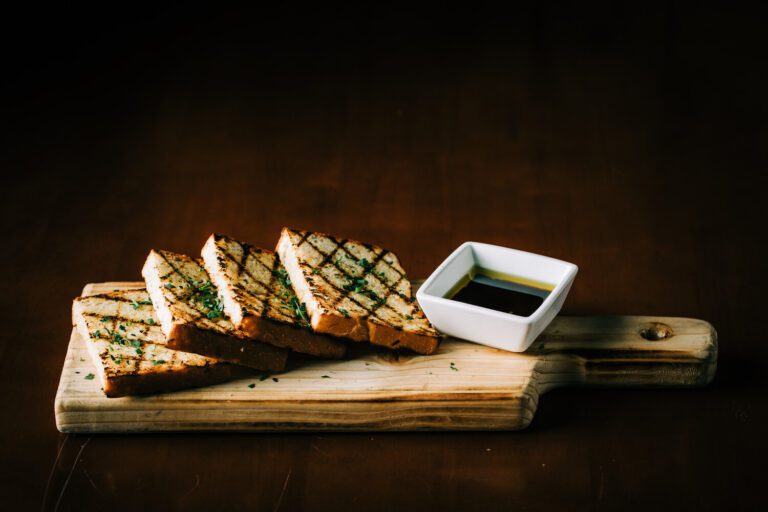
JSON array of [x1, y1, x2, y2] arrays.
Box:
[[106, 328, 126, 346], [110, 354, 123, 364], [321, 375, 331, 379], [164, 283, 175, 289], [289, 297, 310, 326], [376, 271, 386, 279], [84, 373, 95, 380], [100, 316, 114, 322], [191, 280, 224, 319], [93, 330, 101, 337], [358, 258, 373, 270], [450, 362, 458, 371], [152, 359, 166, 365], [131, 299, 152, 310], [272, 377, 279, 382], [273, 268, 292, 289], [146, 318, 156, 326], [405, 314, 413, 321], [339, 308, 350, 318], [248, 383, 256, 388], [343, 277, 368, 293], [119, 324, 126, 331], [135, 348, 143, 356]]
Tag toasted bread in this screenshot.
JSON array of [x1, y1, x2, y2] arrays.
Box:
[[201, 234, 347, 358], [72, 289, 251, 397], [276, 228, 440, 354], [141, 249, 288, 371]]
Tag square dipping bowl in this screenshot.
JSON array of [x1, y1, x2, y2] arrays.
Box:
[[416, 242, 578, 352]]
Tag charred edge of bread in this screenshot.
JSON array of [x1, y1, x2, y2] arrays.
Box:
[[102, 363, 253, 398], [240, 315, 348, 359], [310, 310, 369, 342], [367, 322, 441, 355], [166, 323, 288, 372]]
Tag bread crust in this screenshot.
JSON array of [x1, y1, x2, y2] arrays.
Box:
[[103, 362, 252, 398], [167, 323, 287, 372], [240, 315, 346, 359], [367, 322, 440, 355]]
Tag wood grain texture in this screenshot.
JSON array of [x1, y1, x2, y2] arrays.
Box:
[[55, 282, 716, 432]]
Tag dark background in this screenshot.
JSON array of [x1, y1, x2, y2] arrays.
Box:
[[2, 4, 766, 511]]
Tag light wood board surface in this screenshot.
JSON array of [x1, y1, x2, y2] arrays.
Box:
[[55, 282, 717, 432]]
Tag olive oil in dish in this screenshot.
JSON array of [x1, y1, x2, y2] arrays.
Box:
[[445, 267, 554, 317]]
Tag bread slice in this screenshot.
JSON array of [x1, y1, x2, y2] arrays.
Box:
[[276, 228, 440, 354], [201, 234, 347, 358], [142, 249, 288, 372], [72, 289, 251, 397]]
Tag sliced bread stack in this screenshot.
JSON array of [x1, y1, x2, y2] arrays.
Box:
[[73, 228, 439, 397]]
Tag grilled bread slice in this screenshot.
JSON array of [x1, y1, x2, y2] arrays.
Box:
[[201, 234, 347, 358], [142, 249, 288, 372], [72, 289, 250, 397], [276, 228, 440, 355]]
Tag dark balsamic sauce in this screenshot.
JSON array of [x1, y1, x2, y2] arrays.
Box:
[[446, 268, 553, 317]]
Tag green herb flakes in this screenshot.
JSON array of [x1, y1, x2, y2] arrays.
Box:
[[131, 299, 152, 310], [273, 268, 292, 289], [84, 373, 95, 380], [190, 280, 224, 319], [289, 297, 309, 326], [343, 277, 368, 293]]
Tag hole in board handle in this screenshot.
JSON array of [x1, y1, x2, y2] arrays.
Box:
[[639, 322, 674, 341]]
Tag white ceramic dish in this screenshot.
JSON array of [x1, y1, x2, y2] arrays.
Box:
[[416, 242, 578, 352]]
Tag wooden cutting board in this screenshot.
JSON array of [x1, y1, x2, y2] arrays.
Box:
[[55, 282, 717, 432]]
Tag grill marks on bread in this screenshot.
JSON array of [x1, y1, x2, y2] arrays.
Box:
[[142, 250, 288, 371], [72, 290, 247, 397], [277, 228, 440, 354], [201, 234, 347, 358]]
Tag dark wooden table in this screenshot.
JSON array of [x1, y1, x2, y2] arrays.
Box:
[[2, 6, 766, 511]]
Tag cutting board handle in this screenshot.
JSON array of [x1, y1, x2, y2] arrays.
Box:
[[532, 316, 717, 391]]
